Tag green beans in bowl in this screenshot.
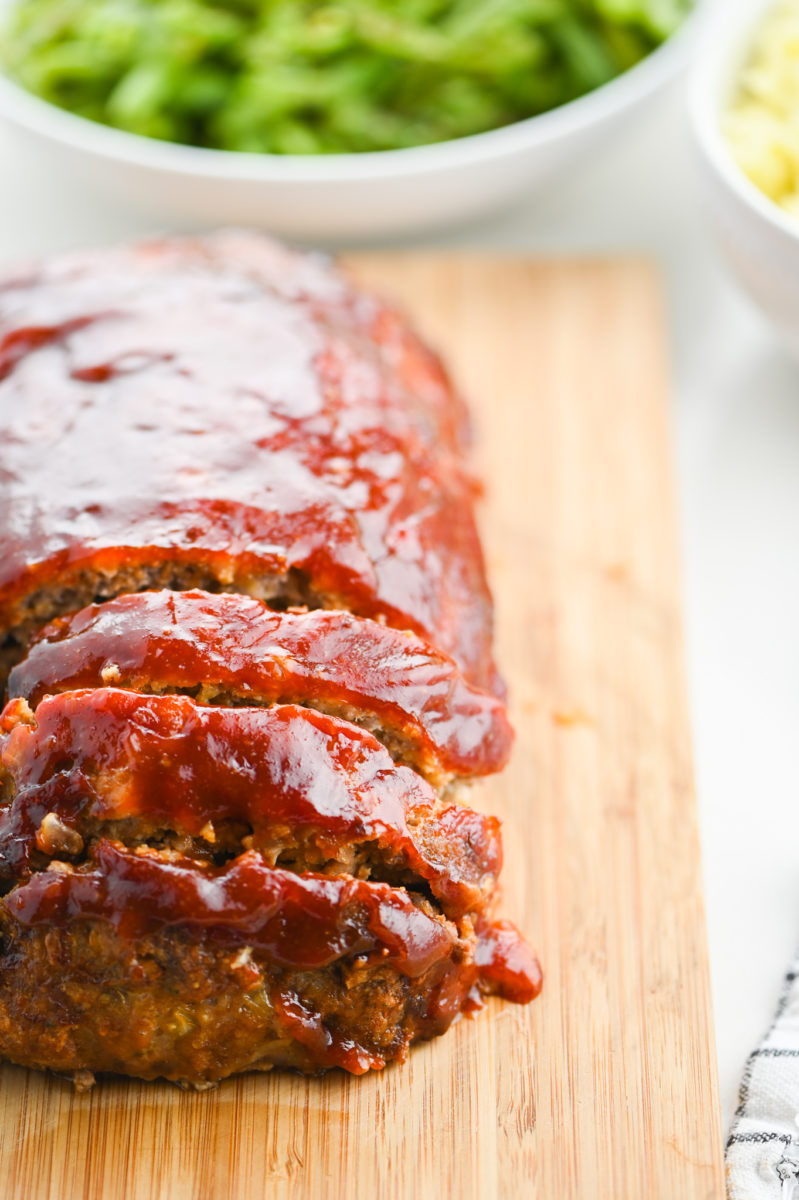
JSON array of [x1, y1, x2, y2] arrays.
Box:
[[0, 0, 703, 238]]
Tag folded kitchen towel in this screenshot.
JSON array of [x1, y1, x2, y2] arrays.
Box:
[[727, 954, 799, 1199]]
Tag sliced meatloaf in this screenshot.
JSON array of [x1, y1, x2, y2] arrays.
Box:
[[0, 232, 541, 1087]]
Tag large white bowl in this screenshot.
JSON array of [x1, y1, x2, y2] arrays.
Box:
[[0, 2, 705, 241], [691, 0, 799, 360]]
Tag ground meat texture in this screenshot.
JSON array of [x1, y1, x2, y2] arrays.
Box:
[[0, 231, 499, 694], [9, 590, 512, 786]]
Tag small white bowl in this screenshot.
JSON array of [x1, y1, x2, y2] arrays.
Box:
[[0, 1, 705, 242], [691, 0, 799, 360]]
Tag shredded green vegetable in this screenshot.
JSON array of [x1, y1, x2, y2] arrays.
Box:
[[1, 0, 693, 154]]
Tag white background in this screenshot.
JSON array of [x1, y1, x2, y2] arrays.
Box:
[[1, 69, 797, 1135]]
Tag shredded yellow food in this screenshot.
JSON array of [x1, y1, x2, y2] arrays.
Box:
[[726, 1, 799, 217]]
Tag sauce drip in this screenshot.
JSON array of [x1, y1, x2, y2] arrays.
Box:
[[475, 919, 544, 1004]]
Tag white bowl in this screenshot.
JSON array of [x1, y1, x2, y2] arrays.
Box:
[[0, 1, 705, 242], [691, 0, 799, 360]]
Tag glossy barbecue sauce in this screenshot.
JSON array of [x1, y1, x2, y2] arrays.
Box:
[[9, 590, 513, 783], [0, 234, 500, 693]]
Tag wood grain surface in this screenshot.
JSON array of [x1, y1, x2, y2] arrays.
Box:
[[0, 255, 724, 1200]]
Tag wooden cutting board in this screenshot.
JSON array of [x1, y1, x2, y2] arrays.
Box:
[[0, 255, 724, 1199]]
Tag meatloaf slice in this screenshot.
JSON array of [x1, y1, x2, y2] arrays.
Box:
[[0, 690, 502, 918], [0, 231, 498, 693], [0, 841, 478, 1081], [8, 591, 512, 786]]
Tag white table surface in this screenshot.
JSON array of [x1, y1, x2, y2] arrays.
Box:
[[1, 77, 797, 1137]]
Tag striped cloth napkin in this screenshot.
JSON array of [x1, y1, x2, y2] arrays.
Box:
[[727, 954, 799, 1199]]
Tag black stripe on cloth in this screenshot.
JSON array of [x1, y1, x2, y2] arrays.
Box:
[[733, 1055, 758, 1114], [752, 1047, 799, 1058], [726, 1132, 795, 1148]]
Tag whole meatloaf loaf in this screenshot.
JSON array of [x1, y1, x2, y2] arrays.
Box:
[[0, 232, 541, 1088]]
